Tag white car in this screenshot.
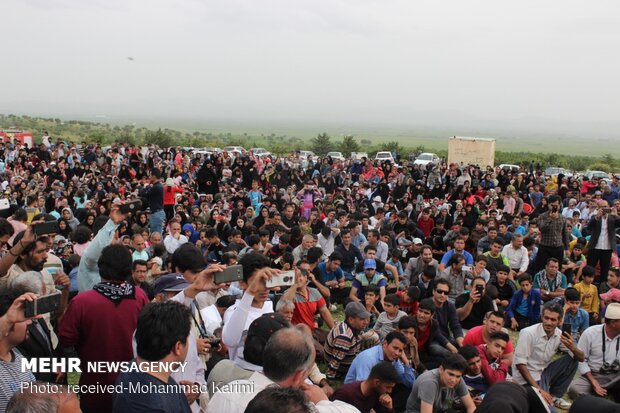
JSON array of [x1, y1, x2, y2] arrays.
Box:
[[374, 151, 395, 163], [584, 170, 611, 183], [544, 167, 573, 178], [298, 150, 315, 160], [326, 151, 345, 162], [413, 152, 440, 166], [250, 148, 272, 158], [223, 146, 246, 156]]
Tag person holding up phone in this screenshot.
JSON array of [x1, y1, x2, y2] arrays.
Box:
[[455, 277, 495, 330], [0, 290, 38, 412]]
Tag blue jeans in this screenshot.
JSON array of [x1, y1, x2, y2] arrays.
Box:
[[149, 210, 165, 235]]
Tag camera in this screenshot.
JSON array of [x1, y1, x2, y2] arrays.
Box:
[[599, 360, 620, 374], [209, 338, 221, 348]]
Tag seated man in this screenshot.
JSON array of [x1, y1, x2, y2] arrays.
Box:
[[455, 276, 495, 331], [463, 310, 515, 366], [512, 301, 585, 411], [350, 259, 388, 310], [405, 353, 476, 413], [324, 302, 371, 380], [533, 258, 568, 302], [429, 279, 464, 358], [458, 345, 487, 405], [506, 273, 542, 331], [332, 361, 400, 413], [568, 303, 620, 401], [475, 331, 510, 386], [415, 298, 454, 369], [438, 253, 471, 303], [344, 331, 415, 412]]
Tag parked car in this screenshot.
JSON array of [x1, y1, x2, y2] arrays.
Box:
[[499, 164, 521, 173], [374, 151, 395, 163], [298, 150, 315, 160], [249, 148, 272, 158], [326, 151, 345, 162], [413, 152, 440, 166], [544, 167, 573, 178], [351, 152, 369, 161], [222, 146, 247, 156], [583, 170, 611, 184]]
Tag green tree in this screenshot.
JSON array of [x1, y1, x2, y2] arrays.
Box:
[[311, 133, 333, 156], [89, 131, 106, 145], [145, 128, 173, 148], [381, 141, 404, 156], [338, 135, 360, 157]]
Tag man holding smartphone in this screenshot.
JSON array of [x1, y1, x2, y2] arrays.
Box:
[[587, 202, 620, 284], [532, 195, 571, 275]]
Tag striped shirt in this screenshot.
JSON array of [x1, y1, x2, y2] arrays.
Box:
[[0, 349, 36, 412], [324, 322, 363, 380]]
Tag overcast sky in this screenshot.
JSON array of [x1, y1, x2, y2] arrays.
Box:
[[2, 0, 619, 130]]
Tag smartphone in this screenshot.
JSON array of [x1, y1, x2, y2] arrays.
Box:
[[603, 208, 612, 214], [33, 221, 60, 235], [119, 199, 142, 214], [23, 292, 62, 318], [266, 270, 295, 288], [214, 265, 243, 284], [475, 285, 484, 296], [562, 323, 572, 336], [209, 338, 221, 347]]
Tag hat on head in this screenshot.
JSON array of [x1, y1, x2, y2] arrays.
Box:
[[344, 302, 371, 319], [363, 259, 376, 270], [412, 238, 423, 245], [152, 274, 189, 295], [600, 289, 620, 304], [604, 302, 620, 320]]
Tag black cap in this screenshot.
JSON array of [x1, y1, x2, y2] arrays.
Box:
[[243, 313, 289, 366]]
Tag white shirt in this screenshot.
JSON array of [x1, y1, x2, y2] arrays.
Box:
[[595, 217, 611, 250], [577, 324, 620, 375], [200, 304, 223, 336], [512, 323, 570, 384], [208, 371, 360, 413], [502, 244, 530, 272], [222, 293, 273, 365], [163, 234, 188, 254]]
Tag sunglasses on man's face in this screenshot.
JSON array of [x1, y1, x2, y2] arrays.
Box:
[[435, 289, 449, 296]]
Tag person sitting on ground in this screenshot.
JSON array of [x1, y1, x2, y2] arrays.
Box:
[[463, 310, 515, 366], [427, 279, 464, 358], [568, 302, 620, 402], [512, 301, 585, 411], [455, 276, 495, 331], [373, 293, 408, 340], [331, 361, 400, 413], [534, 258, 568, 303], [395, 286, 420, 316], [573, 265, 600, 326], [563, 287, 590, 344], [405, 353, 476, 413], [350, 259, 388, 311], [506, 273, 542, 331]]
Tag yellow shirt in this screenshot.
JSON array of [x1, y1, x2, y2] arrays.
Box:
[[573, 281, 600, 314]]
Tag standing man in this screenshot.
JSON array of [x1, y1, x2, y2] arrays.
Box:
[[532, 195, 570, 275], [587, 203, 620, 284], [140, 169, 165, 236]]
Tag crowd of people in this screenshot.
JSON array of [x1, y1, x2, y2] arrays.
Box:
[[0, 136, 619, 413]]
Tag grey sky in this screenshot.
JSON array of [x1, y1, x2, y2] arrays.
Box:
[[2, 0, 620, 130]]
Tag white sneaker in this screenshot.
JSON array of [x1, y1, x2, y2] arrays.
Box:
[[553, 397, 571, 410]]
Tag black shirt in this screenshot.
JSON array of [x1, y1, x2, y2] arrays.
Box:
[[455, 293, 495, 330], [140, 182, 164, 212]]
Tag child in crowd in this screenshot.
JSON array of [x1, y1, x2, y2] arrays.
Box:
[[506, 273, 542, 331], [563, 287, 589, 343], [396, 286, 421, 316], [387, 248, 404, 279], [373, 294, 407, 340], [490, 264, 516, 309], [573, 266, 600, 325], [398, 316, 424, 374], [563, 243, 586, 284]]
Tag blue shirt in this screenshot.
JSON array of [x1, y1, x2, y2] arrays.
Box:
[[317, 262, 344, 283], [440, 249, 474, 267], [564, 308, 589, 344], [344, 344, 415, 388]]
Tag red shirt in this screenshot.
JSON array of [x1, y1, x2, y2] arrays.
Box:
[[462, 325, 514, 354], [396, 290, 419, 316], [291, 287, 327, 329], [163, 185, 183, 206], [417, 323, 431, 351], [58, 287, 149, 410]]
